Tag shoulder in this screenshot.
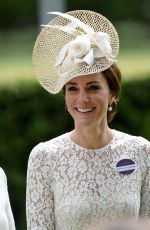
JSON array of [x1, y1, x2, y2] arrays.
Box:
[[28, 133, 69, 162], [115, 130, 149, 146], [115, 130, 150, 157], [0, 167, 7, 187], [0, 167, 7, 179]]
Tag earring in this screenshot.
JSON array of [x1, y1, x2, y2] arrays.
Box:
[[108, 105, 112, 111]]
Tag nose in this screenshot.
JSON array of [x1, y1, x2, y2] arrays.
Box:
[[78, 89, 90, 103]]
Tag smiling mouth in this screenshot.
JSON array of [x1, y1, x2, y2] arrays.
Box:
[[76, 108, 95, 113]]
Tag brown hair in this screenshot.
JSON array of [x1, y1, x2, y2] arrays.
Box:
[[102, 63, 122, 123]]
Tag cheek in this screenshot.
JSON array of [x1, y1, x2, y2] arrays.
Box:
[[94, 94, 109, 104], [65, 95, 74, 110]]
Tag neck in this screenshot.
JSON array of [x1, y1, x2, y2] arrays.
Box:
[[69, 123, 115, 149]]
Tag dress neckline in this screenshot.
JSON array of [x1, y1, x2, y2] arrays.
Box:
[[65, 129, 120, 152]]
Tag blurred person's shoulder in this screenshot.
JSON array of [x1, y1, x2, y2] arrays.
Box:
[[0, 167, 7, 187]]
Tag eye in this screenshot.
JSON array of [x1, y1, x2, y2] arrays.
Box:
[[66, 86, 78, 91], [88, 85, 101, 91]]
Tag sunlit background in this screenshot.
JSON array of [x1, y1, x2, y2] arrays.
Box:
[[0, 0, 150, 229]]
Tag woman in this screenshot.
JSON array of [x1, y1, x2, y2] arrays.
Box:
[[26, 10, 150, 229], [0, 167, 16, 230]]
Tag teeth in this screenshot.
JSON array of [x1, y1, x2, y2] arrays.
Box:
[[77, 108, 93, 112]]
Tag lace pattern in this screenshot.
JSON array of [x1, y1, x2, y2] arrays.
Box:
[[26, 131, 150, 230]]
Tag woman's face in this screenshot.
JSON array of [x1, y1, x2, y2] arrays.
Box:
[[65, 73, 115, 128]]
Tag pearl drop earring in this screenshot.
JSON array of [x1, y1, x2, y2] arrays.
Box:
[[108, 105, 112, 111]]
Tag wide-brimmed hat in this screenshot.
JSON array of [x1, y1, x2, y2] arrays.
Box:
[[32, 10, 119, 94]]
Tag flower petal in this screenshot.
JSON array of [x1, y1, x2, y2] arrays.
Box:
[[74, 57, 83, 64], [93, 32, 112, 57], [93, 47, 103, 58], [60, 55, 75, 73], [55, 45, 68, 67], [83, 49, 94, 65], [68, 35, 91, 58]]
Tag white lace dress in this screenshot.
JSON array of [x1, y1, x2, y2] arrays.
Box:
[[0, 167, 16, 230], [26, 130, 150, 230]]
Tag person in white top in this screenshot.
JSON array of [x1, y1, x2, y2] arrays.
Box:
[[0, 167, 16, 230], [26, 10, 150, 230]]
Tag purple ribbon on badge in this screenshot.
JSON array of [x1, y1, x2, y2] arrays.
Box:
[[116, 159, 136, 175]]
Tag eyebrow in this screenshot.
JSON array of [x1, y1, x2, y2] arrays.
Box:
[[86, 81, 101, 85], [66, 81, 101, 86]]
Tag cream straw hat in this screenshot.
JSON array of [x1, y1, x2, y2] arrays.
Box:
[[32, 10, 119, 94]]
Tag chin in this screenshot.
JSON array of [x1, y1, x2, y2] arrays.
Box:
[[75, 120, 95, 127]]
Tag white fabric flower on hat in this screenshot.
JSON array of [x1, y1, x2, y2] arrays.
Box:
[[92, 31, 112, 57], [68, 35, 91, 59], [44, 12, 114, 72], [54, 31, 113, 70]]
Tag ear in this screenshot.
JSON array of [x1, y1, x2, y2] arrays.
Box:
[[109, 92, 116, 104]]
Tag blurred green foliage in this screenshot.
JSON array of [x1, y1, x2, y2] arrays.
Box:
[[0, 0, 150, 28], [0, 0, 37, 28], [112, 78, 150, 138], [67, 0, 150, 22], [67, 0, 150, 23], [0, 77, 149, 229]]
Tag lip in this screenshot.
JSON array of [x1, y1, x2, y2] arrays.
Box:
[[76, 107, 95, 113]]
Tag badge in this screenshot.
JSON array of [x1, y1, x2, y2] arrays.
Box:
[[116, 159, 135, 175]]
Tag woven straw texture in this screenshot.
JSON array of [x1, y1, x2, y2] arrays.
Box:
[[32, 10, 119, 94]]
